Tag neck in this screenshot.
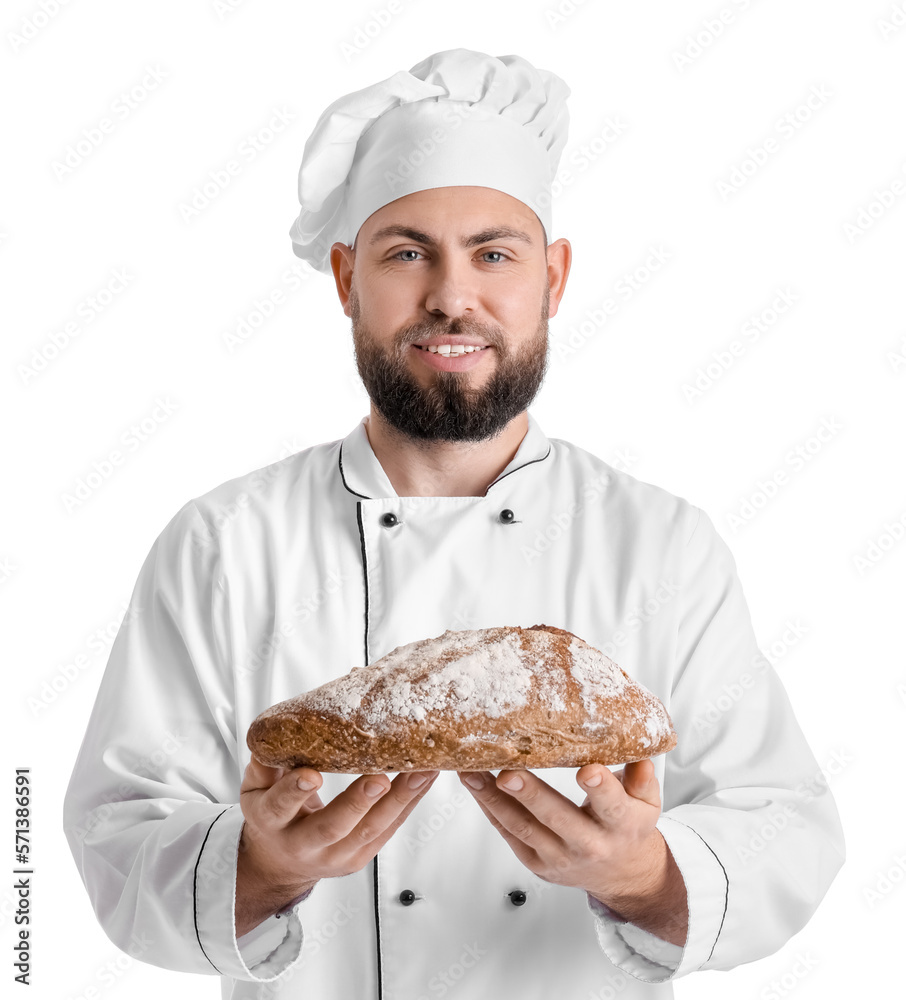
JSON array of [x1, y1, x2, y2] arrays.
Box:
[[364, 405, 529, 497]]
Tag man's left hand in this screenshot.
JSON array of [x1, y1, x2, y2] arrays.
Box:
[[458, 759, 688, 946]]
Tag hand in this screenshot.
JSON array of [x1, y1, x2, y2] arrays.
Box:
[[236, 758, 439, 936], [458, 759, 687, 945]]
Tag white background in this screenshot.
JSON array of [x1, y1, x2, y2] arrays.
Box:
[[2, 0, 905, 997]]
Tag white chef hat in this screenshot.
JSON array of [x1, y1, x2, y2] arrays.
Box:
[[289, 48, 570, 274]]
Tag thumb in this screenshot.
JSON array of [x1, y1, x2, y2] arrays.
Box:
[[621, 759, 660, 808], [242, 756, 284, 793]]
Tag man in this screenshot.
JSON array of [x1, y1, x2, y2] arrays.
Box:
[[64, 50, 845, 999]]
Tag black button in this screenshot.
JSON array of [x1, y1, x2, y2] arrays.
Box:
[[380, 512, 399, 528], [399, 889, 416, 906], [498, 509, 515, 524], [508, 890, 527, 906]]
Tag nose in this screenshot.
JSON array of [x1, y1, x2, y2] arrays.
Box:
[[423, 255, 478, 319]]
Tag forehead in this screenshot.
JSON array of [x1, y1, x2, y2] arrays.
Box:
[[357, 186, 544, 246]]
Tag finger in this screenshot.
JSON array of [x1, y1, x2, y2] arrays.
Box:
[[241, 756, 285, 793], [459, 770, 567, 854], [308, 771, 433, 849], [242, 765, 325, 829], [287, 767, 327, 814], [620, 759, 661, 808], [576, 764, 638, 826], [465, 785, 541, 871], [495, 769, 586, 839], [345, 770, 440, 854]]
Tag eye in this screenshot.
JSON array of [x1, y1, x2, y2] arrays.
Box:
[[392, 249, 425, 262], [480, 250, 509, 264]]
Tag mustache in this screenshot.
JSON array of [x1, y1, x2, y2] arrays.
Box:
[[395, 315, 505, 349]]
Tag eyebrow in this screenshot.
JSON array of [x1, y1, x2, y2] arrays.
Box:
[[366, 224, 536, 248]]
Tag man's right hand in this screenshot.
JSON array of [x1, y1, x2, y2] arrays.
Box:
[[235, 757, 439, 937]]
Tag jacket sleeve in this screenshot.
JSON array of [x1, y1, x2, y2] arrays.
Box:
[[62, 500, 306, 982], [588, 505, 845, 982]]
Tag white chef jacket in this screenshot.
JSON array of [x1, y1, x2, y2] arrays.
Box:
[[63, 411, 845, 1000]]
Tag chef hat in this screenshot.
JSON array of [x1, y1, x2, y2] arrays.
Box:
[[289, 48, 570, 274]]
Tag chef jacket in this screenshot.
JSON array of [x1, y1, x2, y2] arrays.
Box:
[[63, 411, 845, 1000]]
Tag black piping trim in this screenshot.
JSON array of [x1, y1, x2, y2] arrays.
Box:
[[668, 817, 729, 963], [485, 444, 552, 492], [354, 499, 382, 998], [193, 807, 230, 973], [373, 855, 384, 999], [339, 440, 371, 499], [340, 430, 553, 500], [355, 501, 370, 666]]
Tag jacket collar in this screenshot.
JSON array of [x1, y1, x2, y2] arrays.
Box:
[[338, 411, 552, 500]]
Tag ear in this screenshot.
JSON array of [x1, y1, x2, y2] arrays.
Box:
[[545, 238, 572, 319], [330, 242, 356, 316]]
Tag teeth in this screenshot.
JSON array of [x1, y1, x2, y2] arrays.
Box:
[[424, 344, 484, 355]]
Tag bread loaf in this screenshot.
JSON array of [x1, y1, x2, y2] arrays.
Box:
[[246, 624, 677, 772]]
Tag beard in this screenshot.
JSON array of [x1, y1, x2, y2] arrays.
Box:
[[350, 286, 550, 443]]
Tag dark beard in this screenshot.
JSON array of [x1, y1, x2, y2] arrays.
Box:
[[350, 287, 550, 443]]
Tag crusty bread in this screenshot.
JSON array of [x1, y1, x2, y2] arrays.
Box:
[[246, 624, 677, 772]]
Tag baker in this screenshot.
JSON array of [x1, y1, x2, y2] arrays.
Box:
[[64, 49, 845, 998]]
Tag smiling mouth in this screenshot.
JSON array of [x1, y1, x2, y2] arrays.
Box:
[[413, 345, 491, 356]]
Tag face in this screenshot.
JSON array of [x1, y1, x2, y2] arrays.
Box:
[[333, 186, 570, 443]]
